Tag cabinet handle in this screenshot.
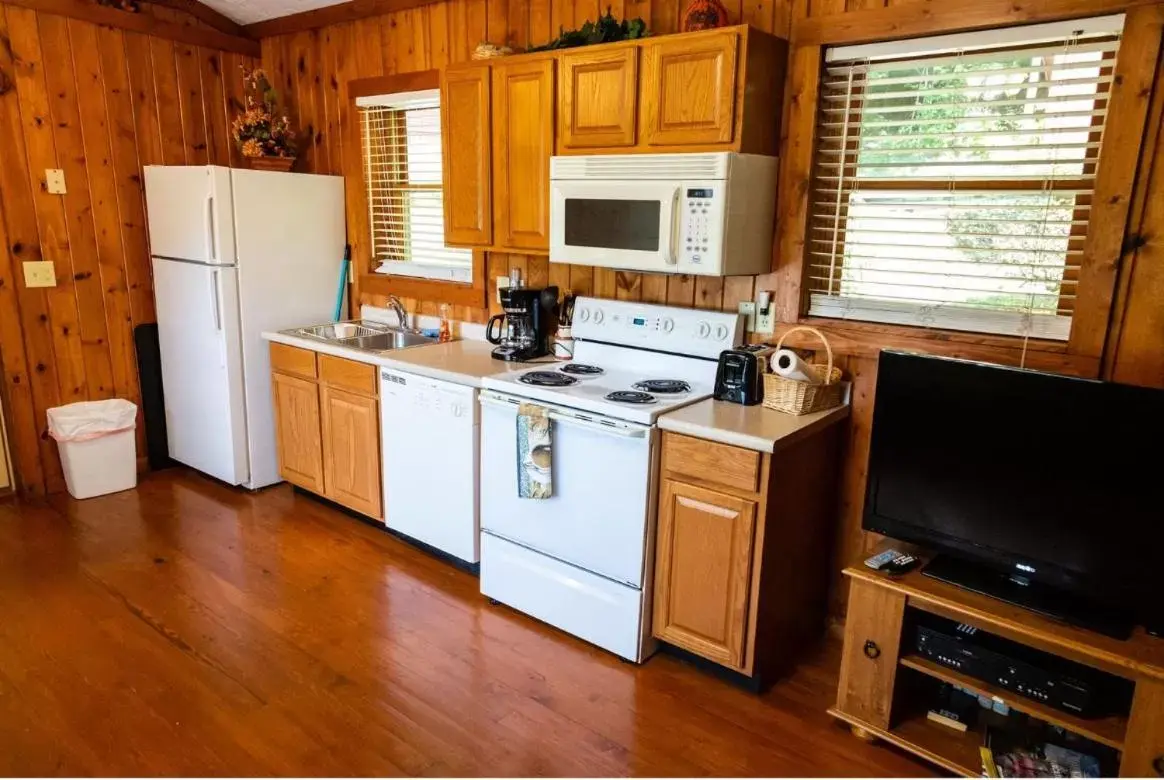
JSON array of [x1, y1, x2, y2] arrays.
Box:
[[863, 640, 881, 660], [1152, 756, 1163, 777]]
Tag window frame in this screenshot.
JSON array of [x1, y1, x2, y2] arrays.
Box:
[[775, 2, 1163, 373], [348, 71, 486, 310]]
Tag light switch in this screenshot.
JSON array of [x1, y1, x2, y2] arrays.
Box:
[[23, 261, 57, 288], [737, 301, 756, 332], [45, 169, 66, 195]]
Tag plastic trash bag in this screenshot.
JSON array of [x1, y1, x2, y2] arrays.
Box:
[[47, 399, 138, 442]]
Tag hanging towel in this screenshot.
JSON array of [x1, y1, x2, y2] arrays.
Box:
[[517, 403, 553, 499]]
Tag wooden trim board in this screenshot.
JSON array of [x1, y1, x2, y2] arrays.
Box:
[[245, 0, 441, 38]]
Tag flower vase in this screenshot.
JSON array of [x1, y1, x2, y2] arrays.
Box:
[[247, 156, 296, 172]]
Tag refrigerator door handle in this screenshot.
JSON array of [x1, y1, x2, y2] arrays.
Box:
[[206, 196, 216, 262], [210, 269, 222, 331]]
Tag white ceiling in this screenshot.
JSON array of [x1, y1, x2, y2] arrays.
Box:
[[201, 0, 349, 24]]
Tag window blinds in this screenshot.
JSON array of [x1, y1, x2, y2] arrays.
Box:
[[359, 100, 472, 277], [809, 15, 1124, 340]]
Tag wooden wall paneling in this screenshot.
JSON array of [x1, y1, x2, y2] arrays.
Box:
[[318, 27, 341, 176], [221, 52, 247, 168], [722, 275, 754, 314], [486, 0, 508, 46], [593, 267, 617, 298], [641, 272, 667, 303], [549, 0, 571, 40], [624, 0, 648, 29], [650, 0, 677, 35], [42, 13, 116, 399], [1068, 4, 1164, 361], [529, 0, 550, 45], [665, 273, 695, 307], [547, 259, 570, 297], [174, 42, 209, 164], [70, 19, 143, 426], [525, 255, 549, 288], [694, 277, 723, 309], [507, 0, 529, 50], [150, 38, 188, 164], [8, 7, 87, 407], [615, 270, 642, 300], [342, 18, 384, 310], [199, 48, 231, 166], [104, 29, 158, 326], [568, 264, 593, 297]]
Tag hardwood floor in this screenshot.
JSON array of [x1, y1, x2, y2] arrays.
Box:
[[0, 469, 931, 776]]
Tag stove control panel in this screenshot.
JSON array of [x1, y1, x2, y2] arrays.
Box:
[[572, 297, 744, 360]]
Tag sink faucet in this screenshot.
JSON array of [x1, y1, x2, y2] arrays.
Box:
[[386, 295, 411, 332]]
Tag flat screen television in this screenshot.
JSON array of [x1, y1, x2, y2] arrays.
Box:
[[863, 350, 1163, 639]]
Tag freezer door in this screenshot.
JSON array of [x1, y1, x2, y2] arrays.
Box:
[[153, 257, 249, 484], [144, 166, 236, 264]]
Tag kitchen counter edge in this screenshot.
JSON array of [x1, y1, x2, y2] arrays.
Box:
[[658, 398, 851, 454]]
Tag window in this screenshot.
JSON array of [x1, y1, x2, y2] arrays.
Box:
[[357, 90, 472, 282], [809, 15, 1124, 339]]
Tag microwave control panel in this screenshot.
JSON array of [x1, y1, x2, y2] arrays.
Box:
[[679, 185, 725, 270]]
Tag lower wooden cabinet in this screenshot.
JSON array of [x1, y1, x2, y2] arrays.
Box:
[[271, 371, 325, 493], [270, 344, 383, 520], [320, 384, 382, 519], [654, 479, 757, 669], [835, 578, 906, 730]]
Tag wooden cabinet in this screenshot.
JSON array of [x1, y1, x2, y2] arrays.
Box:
[[654, 479, 757, 669], [835, 579, 906, 731], [1123, 679, 1164, 777], [653, 429, 841, 685], [492, 59, 555, 251], [558, 48, 638, 149], [441, 64, 492, 246], [271, 371, 325, 493], [320, 384, 382, 519], [641, 32, 738, 147], [269, 344, 382, 520]]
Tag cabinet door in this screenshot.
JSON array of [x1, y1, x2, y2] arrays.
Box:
[[271, 371, 324, 493], [1122, 678, 1164, 777], [836, 578, 906, 730], [492, 59, 554, 251], [441, 64, 492, 246], [320, 384, 382, 519], [641, 32, 737, 147], [653, 479, 757, 670], [558, 48, 638, 149]]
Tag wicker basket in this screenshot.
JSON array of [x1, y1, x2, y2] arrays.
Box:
[[762, 326, 845, 415]]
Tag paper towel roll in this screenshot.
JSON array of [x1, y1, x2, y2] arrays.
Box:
[[770, 349, 823, 385]]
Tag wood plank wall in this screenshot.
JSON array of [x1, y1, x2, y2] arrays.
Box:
[[0, 1, 257, 495], [261, 0, 1164, 615]]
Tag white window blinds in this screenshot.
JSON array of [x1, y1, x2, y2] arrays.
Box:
[[358, 92, 472, 281], [809, 15, 1125, 340]]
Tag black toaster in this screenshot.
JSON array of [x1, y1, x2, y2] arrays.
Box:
[[714, 346, 772, 405]]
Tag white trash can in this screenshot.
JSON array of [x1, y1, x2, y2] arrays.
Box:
[[47, 399, 138, 499]]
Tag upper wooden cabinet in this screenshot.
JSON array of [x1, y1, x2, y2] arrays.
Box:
[[641, 32, 738, 147], [441, 64, 493, 246], [492, 59, 555, 252], [558, 48, 638, 149]]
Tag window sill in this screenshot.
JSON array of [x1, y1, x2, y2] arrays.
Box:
[[358, 251, 487, 310], [376, 262, 473, 284]]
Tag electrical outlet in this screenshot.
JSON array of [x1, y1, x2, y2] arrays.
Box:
[[737, 301, 756, 332], [23, 261, 57, 288], [496, 277, 510, 305], [755, 305, 775, 335], [45, 169, 66, 195]]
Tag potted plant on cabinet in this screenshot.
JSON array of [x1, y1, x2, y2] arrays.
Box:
[[232, 67, 297, 172]]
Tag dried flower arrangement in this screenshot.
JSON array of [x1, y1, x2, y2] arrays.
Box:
[[231, 67, 297, 163]]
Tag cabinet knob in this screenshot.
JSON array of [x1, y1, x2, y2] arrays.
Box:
[[1152, 756, 1163, 777], [863, 640, 881, 660]]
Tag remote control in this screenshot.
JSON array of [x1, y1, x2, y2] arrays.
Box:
[[883, 554, 920, 576], [864, 549, 901, 571]]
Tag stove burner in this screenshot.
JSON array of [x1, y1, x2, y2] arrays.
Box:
[[605, 390, 656, 405], [633, 379, 691, 394], [520, 371, 579, 387], [559, 363, 604, 376]]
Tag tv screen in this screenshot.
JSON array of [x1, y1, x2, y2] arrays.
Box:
[[864, 351, 1163, 628]]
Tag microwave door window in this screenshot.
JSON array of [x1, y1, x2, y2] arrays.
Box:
[[564, 199, 660, 251]]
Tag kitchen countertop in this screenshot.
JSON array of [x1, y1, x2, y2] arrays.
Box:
[[262, 330, 539, 387], [658, 397, 851, 454]]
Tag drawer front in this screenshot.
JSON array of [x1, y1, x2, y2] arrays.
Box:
[[836, 578, 906, 730], [662, 432, 760, 494], [319, 354, 378, 396], [270, 342, 317, 379]]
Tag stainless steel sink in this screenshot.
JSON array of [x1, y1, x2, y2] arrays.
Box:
[[287, 319, 439, 352]]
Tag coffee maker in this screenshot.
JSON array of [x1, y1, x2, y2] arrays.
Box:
[[486, 284, 558, 362]]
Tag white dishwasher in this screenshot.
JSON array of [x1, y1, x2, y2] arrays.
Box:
[[380, 368, 480, 565]]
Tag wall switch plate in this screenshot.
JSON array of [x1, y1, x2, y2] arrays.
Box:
[[23, 261, 57, 288], [496, 277, 510, 304], [754, 301, 775, 335], [45, 169, 66, 195], [737, 301, 756, 332]]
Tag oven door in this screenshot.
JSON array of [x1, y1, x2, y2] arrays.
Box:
[[550, 181, 681, 272], [479, 391, 657, 588]]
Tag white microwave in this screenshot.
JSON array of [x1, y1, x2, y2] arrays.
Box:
[[549, 152, 778, 277]]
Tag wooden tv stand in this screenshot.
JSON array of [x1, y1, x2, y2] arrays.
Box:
[[830, 558, 1164, 777]]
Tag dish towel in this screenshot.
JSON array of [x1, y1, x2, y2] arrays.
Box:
[[517, 403, 553, 499]]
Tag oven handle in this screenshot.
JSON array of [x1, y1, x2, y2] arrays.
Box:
[[479, 395, 648, 439]]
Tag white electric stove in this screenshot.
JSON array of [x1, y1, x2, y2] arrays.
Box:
[[478, 298, 743, 662]]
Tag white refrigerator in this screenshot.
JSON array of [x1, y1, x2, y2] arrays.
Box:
[[144, 165, 345, 489]]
